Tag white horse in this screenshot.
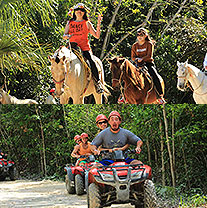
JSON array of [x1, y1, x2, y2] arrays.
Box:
[[0, 87, 38, 104], [177, 61, 207, 104], [49, 46, 109, 104]]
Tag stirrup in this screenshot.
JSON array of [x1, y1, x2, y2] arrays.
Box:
[[158, 97, 166, 104], [95, 80, 104, 94]]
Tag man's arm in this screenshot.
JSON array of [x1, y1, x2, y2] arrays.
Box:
[[90, 144, 100, 155], [135, 140, 143, 154], [71, 145, 80, 158]]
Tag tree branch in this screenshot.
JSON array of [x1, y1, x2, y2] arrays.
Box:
[[102, 0, 158, 61]]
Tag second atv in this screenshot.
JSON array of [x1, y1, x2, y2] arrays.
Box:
[[64, 154, 98, 195]]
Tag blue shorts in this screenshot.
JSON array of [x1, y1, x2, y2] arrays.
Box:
[[100, 158, 134, 166]]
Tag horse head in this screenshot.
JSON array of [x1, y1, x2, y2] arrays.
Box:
[[48, 46, 69, 97], [177, 60, 189, 91], [108, 57, 125, 91]]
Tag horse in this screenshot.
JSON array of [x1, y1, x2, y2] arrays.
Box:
[[177, 61, 207, 104], [0, 87, 38, 104], [48, 46, 109, 104], [108, 57, 165, 104]]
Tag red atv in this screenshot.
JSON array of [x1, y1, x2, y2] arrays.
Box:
[[0, 154, 16, 181], [64, 154, 98, 195], [87, 150, 157, 208]]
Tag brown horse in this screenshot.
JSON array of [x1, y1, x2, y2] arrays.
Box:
[[108, 57, 165, 104]]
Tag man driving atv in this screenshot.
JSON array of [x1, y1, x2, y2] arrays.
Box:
[[91, 111, 143, 165], [71, 133, 93, 166]]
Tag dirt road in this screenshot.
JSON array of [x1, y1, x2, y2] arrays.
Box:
[[0, 180, 134, 208]]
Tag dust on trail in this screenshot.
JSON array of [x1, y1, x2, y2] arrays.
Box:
[[0, 180, 133, 208]]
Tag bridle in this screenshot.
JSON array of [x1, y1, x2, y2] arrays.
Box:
[[177, 65, 205, 93], [111, 59, 132, 103]]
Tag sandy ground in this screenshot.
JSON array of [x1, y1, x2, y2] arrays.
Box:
[[0, 179, 134, 208]]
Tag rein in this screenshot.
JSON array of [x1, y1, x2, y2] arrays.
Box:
[[53, 78, 65, 84]]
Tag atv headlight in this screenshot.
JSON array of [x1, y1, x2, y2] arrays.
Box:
[[131, 171, 143, 179], [100, 173, 114, 181]]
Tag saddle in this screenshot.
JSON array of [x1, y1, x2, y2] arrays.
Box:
[[128, 62, 152, 90]]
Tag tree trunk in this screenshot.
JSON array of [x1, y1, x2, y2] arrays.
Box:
[[35, 105, 47, 177], [146, 138, 151, 166], [172, 110, 175, 173], [159, 120, 165, 186], [100, 0, 122, 59], [162, 105, 175, 187]]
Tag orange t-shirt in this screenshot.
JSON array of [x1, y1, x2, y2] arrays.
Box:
[[69, 20, 90, 51], [78, 142, 92, 155]]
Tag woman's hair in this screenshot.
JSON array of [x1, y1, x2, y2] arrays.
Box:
[[70, 9, 88, 21], [137, 28, 152, 42]]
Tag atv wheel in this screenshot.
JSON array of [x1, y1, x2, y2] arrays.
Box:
[[0, 176, 6, 181], [143, 179, 157, 208], [65, 174, 75, 194], [75, 174, 84, 195], [9, 167, 16, 181], [88, 183, 101, 208]]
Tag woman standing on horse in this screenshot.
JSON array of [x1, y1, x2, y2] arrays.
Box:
[[63, 3, 103, 94], [131, 28, 165, 104]]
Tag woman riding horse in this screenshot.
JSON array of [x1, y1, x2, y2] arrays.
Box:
[[63, 3, 103, 94], [131, 28, 165, 104]]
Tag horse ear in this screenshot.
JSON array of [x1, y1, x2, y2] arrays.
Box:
[[107, 57, 117, 63], [0, 85, 4, 90], [48, 56, 55, 62], [177, 61, 180, 66]]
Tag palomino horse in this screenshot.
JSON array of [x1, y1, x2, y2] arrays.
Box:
[[108, 57, 165, 104], [0, 87, 38, 104], [177, 61, 207, 104], [49, 46, 109, 104]]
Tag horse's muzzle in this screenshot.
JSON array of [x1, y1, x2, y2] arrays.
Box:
[[56, 88, 64, 97]]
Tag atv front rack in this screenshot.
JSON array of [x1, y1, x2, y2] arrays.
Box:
[[93, 164, 148, 202]]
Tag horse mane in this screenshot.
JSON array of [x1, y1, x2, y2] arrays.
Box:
[[122, 59, 145, 89], [187, 63, 201, 76]]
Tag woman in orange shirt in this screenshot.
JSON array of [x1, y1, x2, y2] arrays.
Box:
[[131, 28, 165, 104], [63, 3, 103, 94]]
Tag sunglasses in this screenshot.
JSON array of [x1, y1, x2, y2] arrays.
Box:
[[74, 8, 85, 12], [76, 139, 81, 143], [137, 33, 145, 37], [98, 121, 107, 125]]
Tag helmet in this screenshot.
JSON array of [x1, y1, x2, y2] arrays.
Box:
[[50, 88, 55, 93], [74, 135, 81, 141], [81, 133, 88, 138], [68, 3, 90, 16], [108, 111, 121, 120], [96, 114, 108, 123]]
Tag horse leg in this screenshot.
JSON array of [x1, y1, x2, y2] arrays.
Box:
[[60, 92, 70, 104], [93, 92, 102, 104], [72, 95, 84, 104]]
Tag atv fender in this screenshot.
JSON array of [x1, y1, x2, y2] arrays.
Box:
[[65, 167, 74, 181]]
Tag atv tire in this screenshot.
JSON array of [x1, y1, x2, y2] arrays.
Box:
[[65, 174, 75, 194], [9, 167, 16, 181], [75, 174, 84, 195], [88, 183, 102, 208], [0, 176, 6, 181], [143, 179, 157, 208]]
